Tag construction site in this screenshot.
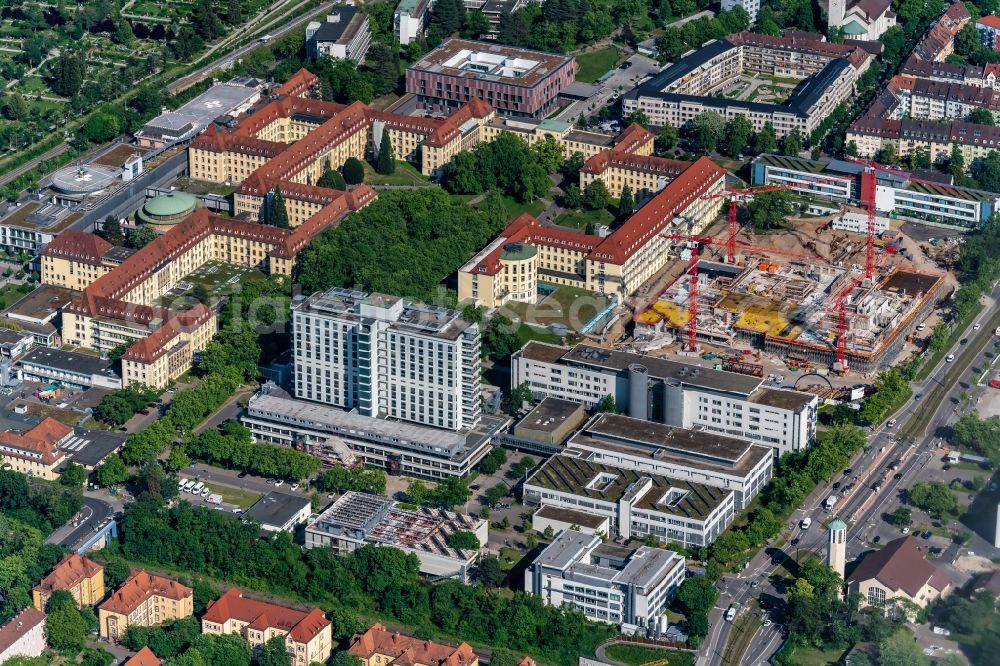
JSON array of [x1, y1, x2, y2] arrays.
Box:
[[618, 156, 956, 376]]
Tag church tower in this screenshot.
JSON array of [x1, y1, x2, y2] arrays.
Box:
[[827, 517, 848, 579]]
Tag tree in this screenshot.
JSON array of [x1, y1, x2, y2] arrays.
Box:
[[227, 0, 241, 24], [782, 128, 803, 156], [876, 144, 898, 166], [192, 0, 226, 40], [656, 125, 679, 154], [462, 10, 490, 39], [971, 150, 1000, 193], [595, 395, 617, 413], [949, 144, 966, 177], [317, 164, 346, 190], [330, 654, 364, 666], [878, 631, 930, 666], [890, 507, 912, 527], [691, 112, 725, 153], [342, 157, 365, 185], [258, 636, 291, 666], [929, 322, 950, 351], [508, 381, 533, 412], [446, 530, 480, 550], [127, 225, 158, 249], [82, 110, 122, 143], [429, 0, 465, 36], [844, 140, 859, 157], [52, 53, 84, 97], [618, 185, 634, 218], [585, 180, 611, 211], [908, 481, 959, 518], [376, 132, 395, 175], [624, 109, 649, 128], [477, 447, 507, 474], [746, 190, 793, 231], [724, 114, 754, 159], [60, 462, 86, 487], [268, 189, 290, 229], [1, 92, 28, 120], [562, 184, 584, 209], [165, 447, 191, 473], [970, 108, 996, 126], [46, 592, 88, 652], [100, 216, 124, 246], [752, 121, 777, 155], [191, 284, 211, 306], [532, 136, 565, 173], [191, 632, 251, 666], [95, 453, 128, 487], [114, 20, 136, 47]]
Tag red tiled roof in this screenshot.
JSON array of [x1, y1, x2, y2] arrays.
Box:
[[32, 554, 103, 599], [348, 624, 476, 666], [202, 588, 330, 644], [120, 303, 215, 364], [99, 570, 191, 616], [590, 156, 725, 264], [0, 608, 45, 656], [190, 125, 288, 158], [275, 68, 320, 97], [581, 150, 691, 178], [847, 536, 951, 597], [978, 14, 1000, 29], [422, 98, 494, 148], [124, 647, 162, 666], [42, 229, 113, 266], [0, 417, 70, 466], [275, 185, 377, 258], [466, 213, 599, 277], [612, 123, 654, 153]]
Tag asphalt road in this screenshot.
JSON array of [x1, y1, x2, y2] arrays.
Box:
[[46, 496, 115, 550], [700, 283, 1000, 665], [167, 1, 334, 94]]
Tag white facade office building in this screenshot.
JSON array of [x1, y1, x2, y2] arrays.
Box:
[[293, 287, 481, 432], [526, 530, 685, 627], [524, 454, 737, 549], [512, 342, 818, 456]]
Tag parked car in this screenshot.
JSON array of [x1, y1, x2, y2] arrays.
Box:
[[290, 483, 300, 491], [273, 479, 284, 487], [887, 419, 897, 427], [138, 409, 150, 415], [873, 535, 881, 543], [946, 354, 955, 362]]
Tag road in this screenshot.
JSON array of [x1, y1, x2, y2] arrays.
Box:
[[700, 283, 1000, 665], [167, 0, 335, 94], [45, 495, 116, 551]]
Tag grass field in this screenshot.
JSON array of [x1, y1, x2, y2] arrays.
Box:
[[603, 644, 694, 666], [498, 195, 547, 220], [504, 284, 610, 333], [720, 614, 762, 666], [553, 207, 615, 230], [202, 481, 262, 509], [575, 46, 623, 83], [362, 160, 433, 186], [782, 644, 848, 666], [0, 283, 34, 310]]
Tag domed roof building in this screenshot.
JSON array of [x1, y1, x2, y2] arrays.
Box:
[[136, 192, 201, 230]]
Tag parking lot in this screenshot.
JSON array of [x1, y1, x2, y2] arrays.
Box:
[[555, 54, 662, 124]]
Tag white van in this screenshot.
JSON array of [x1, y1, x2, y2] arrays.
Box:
[[800, 517, 813, 529], [190, 481, 205, 495], [725, 603, 741, 622], [178, 477, 189, 491]]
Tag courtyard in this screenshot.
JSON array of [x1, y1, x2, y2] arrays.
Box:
[[156, 261, 266, 310]]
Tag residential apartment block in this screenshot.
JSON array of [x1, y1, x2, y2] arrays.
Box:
[[526, 530, 685, 627], [752, 153, 1000, 228], [395, 0, 433, 44], [524, 454, 736, 549], [623, 33, 873, 138], [98, 571, 193, 641], [0, 417, 71, 480], [305, 491, 488, 581], [0, 608, 46, 662], [348, 623, 478, 666], [977, 14, 1000, 51], [32, 554, 105, 611], [459, 157, 726, 306], [405, 39, 577, 118], [292, 287, 481, 431], [202, 588, 333, 666], [913, 2, 969, 62], [305, 7, 372, 61], [511, 342, 818, 456]]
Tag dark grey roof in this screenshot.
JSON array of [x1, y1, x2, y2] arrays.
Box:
[[312, 7, 360, 43], [627, 39, 735, 101], [785, 59, 852, 113], [242, 491, 311, 529], [20, 347, 119, 379], [0, 327, 30, 348]]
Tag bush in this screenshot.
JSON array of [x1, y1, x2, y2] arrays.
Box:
[[342, 157, 365, 184]]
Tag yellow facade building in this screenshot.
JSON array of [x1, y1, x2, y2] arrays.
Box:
[[98, 571, 193, 641], [0, 417, 71, 480], [33, 554, 105, 611], [201, 588, 332, 666]]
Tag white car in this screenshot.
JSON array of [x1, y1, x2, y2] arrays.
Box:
[[887, 419, 897, 427], [946, 354, 955, 362], [974, 323, 981, 330], [274, 479, 284, 487], [290, 483, 300, 491], [763, 618, 772, 627]]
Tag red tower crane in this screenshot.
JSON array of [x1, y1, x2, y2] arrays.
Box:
[[685, 245, 699, 352]]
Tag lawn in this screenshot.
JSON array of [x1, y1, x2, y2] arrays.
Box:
[[0, 283, 34, 310], [782, 644, 849, 666], [202, 481, 262, 510], [603, 644, 694, 666], [552, 206, 614, 230], [496, 194, 546, 220], [720, 613, 762, 666], [504, 284, 611, 334], [575, 46, 623, 84], [362, 161, 433, 187], [515, 323, 563, 347]]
